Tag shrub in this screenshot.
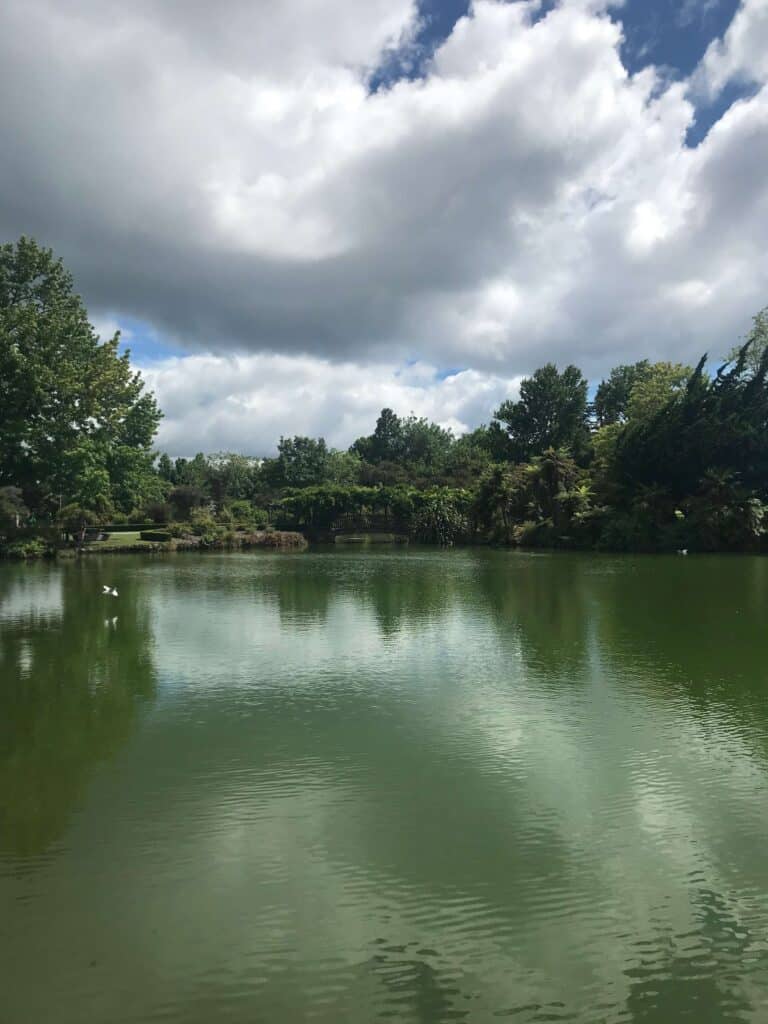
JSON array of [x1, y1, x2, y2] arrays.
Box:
[[228, 500, 270, 528], [145, 501, 172, 524], [190, 508, 221, 537], [167, 522, 191, 538], [170, 485, 205, 519], [1, 537, 51, 559], [0, 486, 28, 530], [412, 491, 469, 546], [57, 504, 100, 542]]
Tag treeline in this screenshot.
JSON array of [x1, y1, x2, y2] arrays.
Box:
[[2, 237, 768, 554], [148, 313, 768, 553]]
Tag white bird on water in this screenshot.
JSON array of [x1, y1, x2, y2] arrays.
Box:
[[102, 585, 119, 596]]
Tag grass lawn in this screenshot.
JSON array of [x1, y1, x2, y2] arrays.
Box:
[[88, 531, 154, 549]]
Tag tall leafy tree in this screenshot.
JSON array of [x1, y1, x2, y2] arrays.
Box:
[[400, 416, 454, 468], [274, 436, 331, 488], [351, 408, 405, 464], [0, 237, 161, 513], [493, 363, 589, 462], [593, 361, 650, 426], [726, 307, 768, 376], [625, 361, 692, 421]]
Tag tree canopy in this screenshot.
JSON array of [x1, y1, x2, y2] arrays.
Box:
[[2, 236, 768, 558], [493, 363, 590, 462], [0, 237, 161, 515]]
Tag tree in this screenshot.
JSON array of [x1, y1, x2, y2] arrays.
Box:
[[593, 361, 650, 426], [612, 348, 768, 505], [726, 307, 768, 376], [493, 364, 589, 462], [0, 237, 161, 513], [169, 485, 205, 519], [206, 452, 259, 502], [351, 408, 404, 464], [274, 436, 331, 488], [0, 486, 27, 530], [443, 429, 494, 487], [173, 453, 208, 490], [57, 503, 100, 546], [400, 415, 454, 469], [156, 453, 175, 483], [625, 362, 692, 422], [325, 449, 362, 486]]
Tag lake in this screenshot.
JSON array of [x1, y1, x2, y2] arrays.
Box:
[[1, 549, 768, 1023]]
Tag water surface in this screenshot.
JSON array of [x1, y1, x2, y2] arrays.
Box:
[[1, 550, 768, 1022]]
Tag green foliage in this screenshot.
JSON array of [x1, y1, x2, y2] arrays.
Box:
[[3, 244, 765, 560], [352, 408, 403, 463], [593, 361, 650, 426], [412, 490, 470, 546], [625, 361, 692, 422], [169, 485, 205, 519], [145, 501, 172, 524], [171, 453, 209, 489], [139, 530, 171, 543], [351, 409, 454, 479], [0, 238, 161, 514], [206, 452, 260, 502], [0, 486, 27, 530], [1, 537, 51, 559], [272, 436, 332, 488], [726, 307, 768, 376], [58, 504, 100, 539], [493, 364, 590, 463], [189, 508, 224, 544]]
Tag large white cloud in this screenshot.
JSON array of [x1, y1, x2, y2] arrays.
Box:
[[142, 353, 522, 456], [699, 0, 768, 95], [2, 0, 767, 451]]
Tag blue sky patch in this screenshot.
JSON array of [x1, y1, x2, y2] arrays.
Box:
[[108, 316, 187, 363]]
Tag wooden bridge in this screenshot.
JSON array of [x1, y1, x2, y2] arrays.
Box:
[[329, 513, 409, 542]]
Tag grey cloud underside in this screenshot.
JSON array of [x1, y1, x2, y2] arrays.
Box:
[[1, 0, 767, 384]]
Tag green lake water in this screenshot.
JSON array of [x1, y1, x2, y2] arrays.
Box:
[[1, 549, 768, 1023]]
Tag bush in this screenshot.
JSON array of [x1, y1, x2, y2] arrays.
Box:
[[0, 486, 29, 530], [227, 500, 270, 528], [170, 485, 206, 519], [167, 522, 191, 538], [1, 537, 51, 559], [57, 504, 100, 541], [139, 530, 171, 542], [412, 491, 469, 546], [145, 501, 172, 524]]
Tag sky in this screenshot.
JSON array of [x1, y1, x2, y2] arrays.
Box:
[[1, 0, 767, 456]]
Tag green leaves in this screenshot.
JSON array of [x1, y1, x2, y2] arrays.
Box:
[[0, 237, 161, 513], [493, 363, 590, 463]]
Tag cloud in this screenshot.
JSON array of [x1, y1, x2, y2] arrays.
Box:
[[699, 0, 768, 95], [140, 353, 522, 456], [1, 0, 767, 447]]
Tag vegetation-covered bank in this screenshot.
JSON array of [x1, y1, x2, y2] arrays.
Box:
[[3, 237, 768, 558]]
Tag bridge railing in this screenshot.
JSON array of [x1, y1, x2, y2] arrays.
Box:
[[330, 513, 408, 534]]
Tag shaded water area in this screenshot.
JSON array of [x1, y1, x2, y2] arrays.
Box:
[[1, 549, 768, 1023]]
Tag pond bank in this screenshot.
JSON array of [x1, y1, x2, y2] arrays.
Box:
[[1, 529, 308, 559]]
